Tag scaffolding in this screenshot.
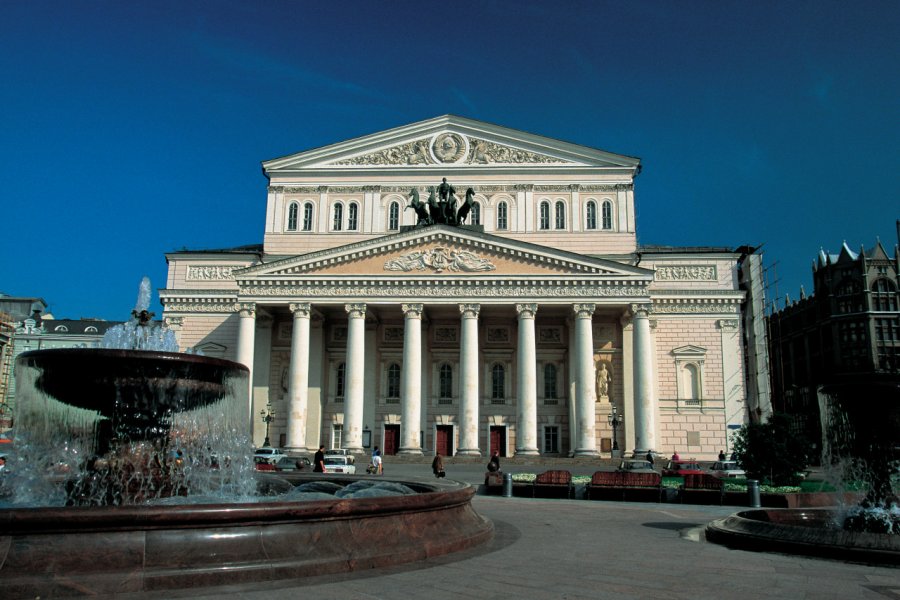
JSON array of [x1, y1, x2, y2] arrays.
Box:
[[0, 310, 14, 428]]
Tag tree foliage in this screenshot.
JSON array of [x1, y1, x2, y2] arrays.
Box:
[[731, 413, 811, 485]]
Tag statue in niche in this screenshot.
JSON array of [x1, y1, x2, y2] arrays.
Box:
[[596, 361, 611, 401]]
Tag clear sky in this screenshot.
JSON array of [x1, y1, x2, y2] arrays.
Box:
[[1, 0, 898, 320]]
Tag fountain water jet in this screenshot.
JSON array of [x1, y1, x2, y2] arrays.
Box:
[[707, 374, 899, 562], [0, 279, 492, 595]]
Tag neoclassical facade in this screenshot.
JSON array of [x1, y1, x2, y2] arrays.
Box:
[[161, 116, 749, 459]]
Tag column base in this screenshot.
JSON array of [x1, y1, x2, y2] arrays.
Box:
[[397, 447, 424, 456], [456, 448, 482, 457], [514, 448, 540, 457], [573, 448, 600, 457]]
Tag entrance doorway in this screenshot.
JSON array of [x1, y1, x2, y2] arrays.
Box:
[[383, 425, 400, 455], [489, 426, 506, 457], [435, 425, 453, 456]]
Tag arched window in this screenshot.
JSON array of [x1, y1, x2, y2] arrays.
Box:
[[602, 200, 613, 230], [585, 201, 597, 230], [84, 326, 98, 333], [347, 202, 359, 231], [336, 362, 346, 398], [287, 202, 299, 231], [491, 363, 505, 400], [555, 201, 566, 229], [302, 202, 314, 231], [388, 202, 400, 231], [387, 363, 401, 398], [439, 364, 453, 399], [539, 201, 550, 230], [544, 364, 558, 399], [682, 363, 701, 401], [497, 201, 508, 230], [332, 203, 343, 231], [471, 202, 481, 226], [54, 325, 69, 332]]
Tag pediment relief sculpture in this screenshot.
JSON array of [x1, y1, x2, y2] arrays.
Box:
[[384, 247, 496, 273], [332, 133, 569, 166]]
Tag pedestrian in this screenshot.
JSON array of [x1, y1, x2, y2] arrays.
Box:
[[718, 449, 726, 461], [372, 446, 383, 475], [671, 450, 680, 461], [487, 451, 500, 472], [313, 445, 325, 473], [646, 450, 655, 469], [432, 453, 445, 478], [0, 455, 6, 472]]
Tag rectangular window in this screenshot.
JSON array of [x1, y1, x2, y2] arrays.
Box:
[[544, 426, 559, 453], [332, 424, 343, 449]]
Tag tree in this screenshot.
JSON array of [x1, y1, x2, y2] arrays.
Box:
[[731, 413, 811, 485]]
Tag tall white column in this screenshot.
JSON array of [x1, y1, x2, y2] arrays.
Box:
[[399, 303, 424, 455], [457, 303, 481, 456], [516, 303, 540, 456], [573, 303, 599, 456], [632, 303, 656, 454], [343, 303, 366, 453], [286, 303, 311, 451], [236, 302, 256, 421]]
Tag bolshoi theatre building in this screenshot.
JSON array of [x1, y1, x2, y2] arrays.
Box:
[[160, 115, 768, 460]]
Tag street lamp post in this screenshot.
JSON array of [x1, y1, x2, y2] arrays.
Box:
[[607, 405, 622, 453], [260, 403, 275, 448]]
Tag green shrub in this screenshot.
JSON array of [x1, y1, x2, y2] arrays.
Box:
[[731, 413, 811, 486]]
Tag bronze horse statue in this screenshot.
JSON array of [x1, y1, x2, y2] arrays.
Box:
[[427, 186, 444, 224], [406, 188, 431, 225], [456, 188, 476, 225]]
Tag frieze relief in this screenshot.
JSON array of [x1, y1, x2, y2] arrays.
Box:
[[186, 266, 236, 281], [654, 265, 718, 282], [239, 283, 648, 299], [384, 247, 496, 273], [162, 301, 238, 313], [652, 302, 740, 314]]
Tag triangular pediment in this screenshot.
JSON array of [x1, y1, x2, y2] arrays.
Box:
[[236, 226, 652, 280], [262, 115, 640, 172]]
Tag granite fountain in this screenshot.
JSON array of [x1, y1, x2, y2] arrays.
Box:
[[0, 279, 492, 596], [707, 374, 899, 563]]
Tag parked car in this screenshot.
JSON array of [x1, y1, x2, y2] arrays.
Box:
[[662, 460, 705, 477], [324, 449, 355, 464], [253, 447, 286, 464], [709, 460, 746, 478], [274, 456, 312, 472], [617, 459, 657, 473], [323, 455, 356, 474]]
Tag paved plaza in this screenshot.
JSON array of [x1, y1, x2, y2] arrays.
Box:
[[105, 460, 899, 600]]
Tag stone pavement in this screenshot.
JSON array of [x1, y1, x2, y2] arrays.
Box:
[[113, 492, 899, 600]]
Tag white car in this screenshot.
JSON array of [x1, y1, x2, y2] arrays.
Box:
[[325, 449, 355, 464], [710, 460, 745, 478], [253, 447, 286, 464], [323, 455, 356, 474]]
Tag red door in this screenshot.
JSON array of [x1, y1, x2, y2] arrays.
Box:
[[490, 426, 506, 457], [383, 425, 400, 455], [436, 425, 453, 456]]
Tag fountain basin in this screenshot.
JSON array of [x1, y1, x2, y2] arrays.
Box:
[[0, 474, 493, 597], [706, 508, 900, 564]]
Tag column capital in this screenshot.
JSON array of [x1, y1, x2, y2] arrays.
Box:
[[402, 303, 424, 318], [289, 302, 311, 317], [573, 303, 596, 319], [236, 302, 256, 318], [516, 303, 538, 319], [459, 303, 481, 318], [344, 303, 367, 319], [629, 303, 652, 318]]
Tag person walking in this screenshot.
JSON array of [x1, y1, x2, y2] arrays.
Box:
[[646, 450, 655, 469], [372, 446, 383, 475], [313, 445, 325, 473], [432, 453, 445, 478]]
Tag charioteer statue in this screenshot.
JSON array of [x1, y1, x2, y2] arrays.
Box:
[[406, 178, 477, 227]]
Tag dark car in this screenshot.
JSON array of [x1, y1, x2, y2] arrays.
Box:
[[274, 456, 311, 472], [662, 460, 705, 477]]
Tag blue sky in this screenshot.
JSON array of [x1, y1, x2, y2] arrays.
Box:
[[1, 0, 897, 320]]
